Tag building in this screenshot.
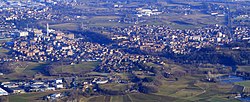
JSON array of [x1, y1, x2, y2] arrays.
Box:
[[0, 88, 8, 96], [55, 84, 63, 89], [19, 31, 29, 37], [96, 80, 108, 84], [11, 88, 26, 94], [55, 79, 63, 84]]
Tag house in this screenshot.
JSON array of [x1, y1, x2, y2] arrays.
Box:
[[45, 87, 55, 91], [2, 82, 19, 88], [55, 79, 63, 84], [55, 84, 63, 89], [11, 88, 25, 94], [96, 80, 109, 84], [18, 31, 29, 37], [46, 93, 63, 100]]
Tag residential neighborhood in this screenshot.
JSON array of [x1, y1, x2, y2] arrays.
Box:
[[1, 0, 250, 102]]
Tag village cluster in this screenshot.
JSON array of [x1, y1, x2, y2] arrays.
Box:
[[109, 25, 249, 54]]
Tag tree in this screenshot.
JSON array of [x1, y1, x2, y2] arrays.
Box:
[[138, 85, 158, 93], [142, 77, 154, 82]]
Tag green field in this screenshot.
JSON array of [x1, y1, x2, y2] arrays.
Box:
[[0, 48, 9, 53], [0, 47, 10, 56], [0, 62, 48, 81], [4, 62, 241, 102], [100, 83, 129, 92], [87, 93, 186, 102], [9, 92, 48, 102], [8, 90, 239, 102], [235, 80, 250, 88], [83, 75, 240, 102], [8, 90, 70, 102], [53, 61, 100, 74], [48, 15, 131, 31], [16, 62, 48, 76], [237, 66, 250, 73], [50, 23, 79, 31]]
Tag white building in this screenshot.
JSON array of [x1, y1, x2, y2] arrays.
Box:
[[19, 31, 29, 37], [96, 80, 109, 84], [55, 79, 63, 84], [0, 88, 8, 96], [55, 84, 63, 89]]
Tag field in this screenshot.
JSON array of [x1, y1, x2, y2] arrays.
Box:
[[100, 83, 129, 92], [7, 88, 240, 102], [2, 61, 241, 102], [8, 90, 70, 102], [237, 66, 250, 73], [0, 62, 49, 81], [0, 47, 9, 56], [14, 62, 47, 75], [235, 81, 250, 88], [143, 12, 225, 30], [50, 23, 79, 31], [49, 16, 131, 30], [0, 61, 100, 81], [81, 75, 240, 102], [44, 0, 228, 32], [86, 93, 186, 102], [9, 92, 51, 102], [53, 61, 100, 74]]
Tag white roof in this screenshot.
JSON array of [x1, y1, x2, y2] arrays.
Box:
[[0, 87, 8, 96]]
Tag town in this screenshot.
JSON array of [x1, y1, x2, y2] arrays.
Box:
[[1, 0, 250, 102]]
